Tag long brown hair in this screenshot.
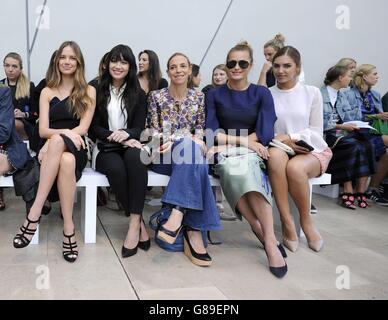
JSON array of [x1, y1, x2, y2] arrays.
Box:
[[3, 52, 30, 100], [47, 41, 92, 118]]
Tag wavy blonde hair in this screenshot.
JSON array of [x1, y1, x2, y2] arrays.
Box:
[[47, 41, 92, 118], [3, 52, 30, 100], [353, 64, 376, 89], [264, 33, 286, 51]]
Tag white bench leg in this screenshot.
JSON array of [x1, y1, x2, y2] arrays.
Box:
[[80, 186, 97, 244], [30, 225, 39, 244]]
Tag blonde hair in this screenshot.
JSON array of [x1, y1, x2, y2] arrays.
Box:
[[47, 41, 92, 118], [3, 52, 30, 100], [226, 41, 254, 63], [264, 34, 286, 51], [336, 57, 356, 69], [353, 64, 376, 89]]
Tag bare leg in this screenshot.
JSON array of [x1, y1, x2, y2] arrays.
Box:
[[57, 152, 76, 236], [355, 176, 369, 193], [124, 214, 141, 249], [16, 134, 66, 241], [370, 150, 388, 188], [286, 154, 321, 243], [343, 181, 354, 194], [244, 192, 284, 267], [236, 194, 264, 242], [268, 148, 297, 241]]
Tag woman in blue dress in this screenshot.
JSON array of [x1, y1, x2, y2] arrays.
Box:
[[206, 41, 287, 278]]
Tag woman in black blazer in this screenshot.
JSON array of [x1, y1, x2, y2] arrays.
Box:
[[89, 44, 150, 258]]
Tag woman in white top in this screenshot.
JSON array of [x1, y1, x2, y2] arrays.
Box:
[[268, 46, 333, 253], [89, 44, 150, 259]]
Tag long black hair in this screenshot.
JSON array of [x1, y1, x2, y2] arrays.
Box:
[[97, 44, 141, 124], [138, 49, 163, 92]]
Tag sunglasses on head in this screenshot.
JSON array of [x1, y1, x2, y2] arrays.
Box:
[[226, 60, 250, 69]]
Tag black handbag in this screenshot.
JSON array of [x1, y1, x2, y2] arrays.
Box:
[[12, 157, 40, 203], [97, 141, 126, 153]]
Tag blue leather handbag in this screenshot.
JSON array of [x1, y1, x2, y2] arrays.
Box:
[[149, 206, 208, 252]]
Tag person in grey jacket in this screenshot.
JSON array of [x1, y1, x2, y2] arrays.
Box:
[[0, 86, 31, 209]]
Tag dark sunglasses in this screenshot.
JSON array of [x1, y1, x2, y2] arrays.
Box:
[[226, 60, 250, 69]]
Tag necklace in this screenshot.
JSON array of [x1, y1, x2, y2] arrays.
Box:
[[227, 81, 250, 91]]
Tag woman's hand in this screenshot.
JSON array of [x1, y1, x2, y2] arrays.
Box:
[[14, 109, 25, 118], [337, 123, 359, 131], [63, 129, 85, 151], [159, 141, 173, 154], [191, 136, 207, 155], [247, 141, 270, 159], [282, 138, 309, 154], [108, 130, 130, 143], [38, 140, 49, 163], [377, 112, 388, 121], [261, 60, 272, 74], [123, 139, 142, 149]]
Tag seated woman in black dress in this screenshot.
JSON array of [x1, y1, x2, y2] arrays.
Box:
[[13, 41, 96, 263], [89, 44, 150, 258]]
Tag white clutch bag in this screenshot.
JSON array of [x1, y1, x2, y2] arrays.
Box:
[[269, 139, 296, 156]]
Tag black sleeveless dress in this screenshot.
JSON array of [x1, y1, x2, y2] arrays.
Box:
[[38, 96, 88, 202]]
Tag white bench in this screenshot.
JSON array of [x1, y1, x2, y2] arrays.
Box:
[[1, 168, 219, 244], [2, 167, 328, 244]]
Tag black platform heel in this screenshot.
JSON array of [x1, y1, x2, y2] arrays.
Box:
[[183, 227, 212, 267], [251, 228, 287, 258], [63, 231, 79, 263], [157, 205, 186, 244], [13, 215, 41, 248]]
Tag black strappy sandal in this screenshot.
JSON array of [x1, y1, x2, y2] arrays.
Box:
[[339, 193, 356, 210], [63, 231, 79, 263], [13, 215, 40, 248]]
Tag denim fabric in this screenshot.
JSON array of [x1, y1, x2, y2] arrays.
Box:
[[321, 86, 362, 131], [345, 87, 383, 121], [150, 137, 221, 231]]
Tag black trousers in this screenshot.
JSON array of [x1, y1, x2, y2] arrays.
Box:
[[96, 147, 148, 215]]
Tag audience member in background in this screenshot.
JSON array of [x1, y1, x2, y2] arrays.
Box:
[[0, 86, 30, 210], [1, 52, 38, 141], [201, 64, 228, 96], [137, 49, 168, 94], [336, 57, 357, 77], [202, 64, 231, 220], [1, 52, 37, 210], [206, 41, 287, 278], [257, 34, 286, 88], [322, 65, 376, 209], [345, 64, 388, 205], [13, 41, 96, 263], [268, 46, 332, 253], [147, 52, 220, 267], [382, 91, 388, 112], [188, 63, 201, 89], [89, 44, 150, 258], [89, 52, 109, 88]]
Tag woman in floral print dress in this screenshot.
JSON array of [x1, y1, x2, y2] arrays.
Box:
[[147, 52, 220, 267]]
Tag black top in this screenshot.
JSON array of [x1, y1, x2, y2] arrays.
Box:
[[266, 68, 276, 88], [0, 78, 38, 122], [89, 87, 147, 143], [382, 91, 388, 112], [158, 78, 169, 90], [202, 84, 215, 96]]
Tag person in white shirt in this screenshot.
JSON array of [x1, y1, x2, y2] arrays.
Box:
[[267, 46, 333, 253], [89, 44, 150, 259]]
